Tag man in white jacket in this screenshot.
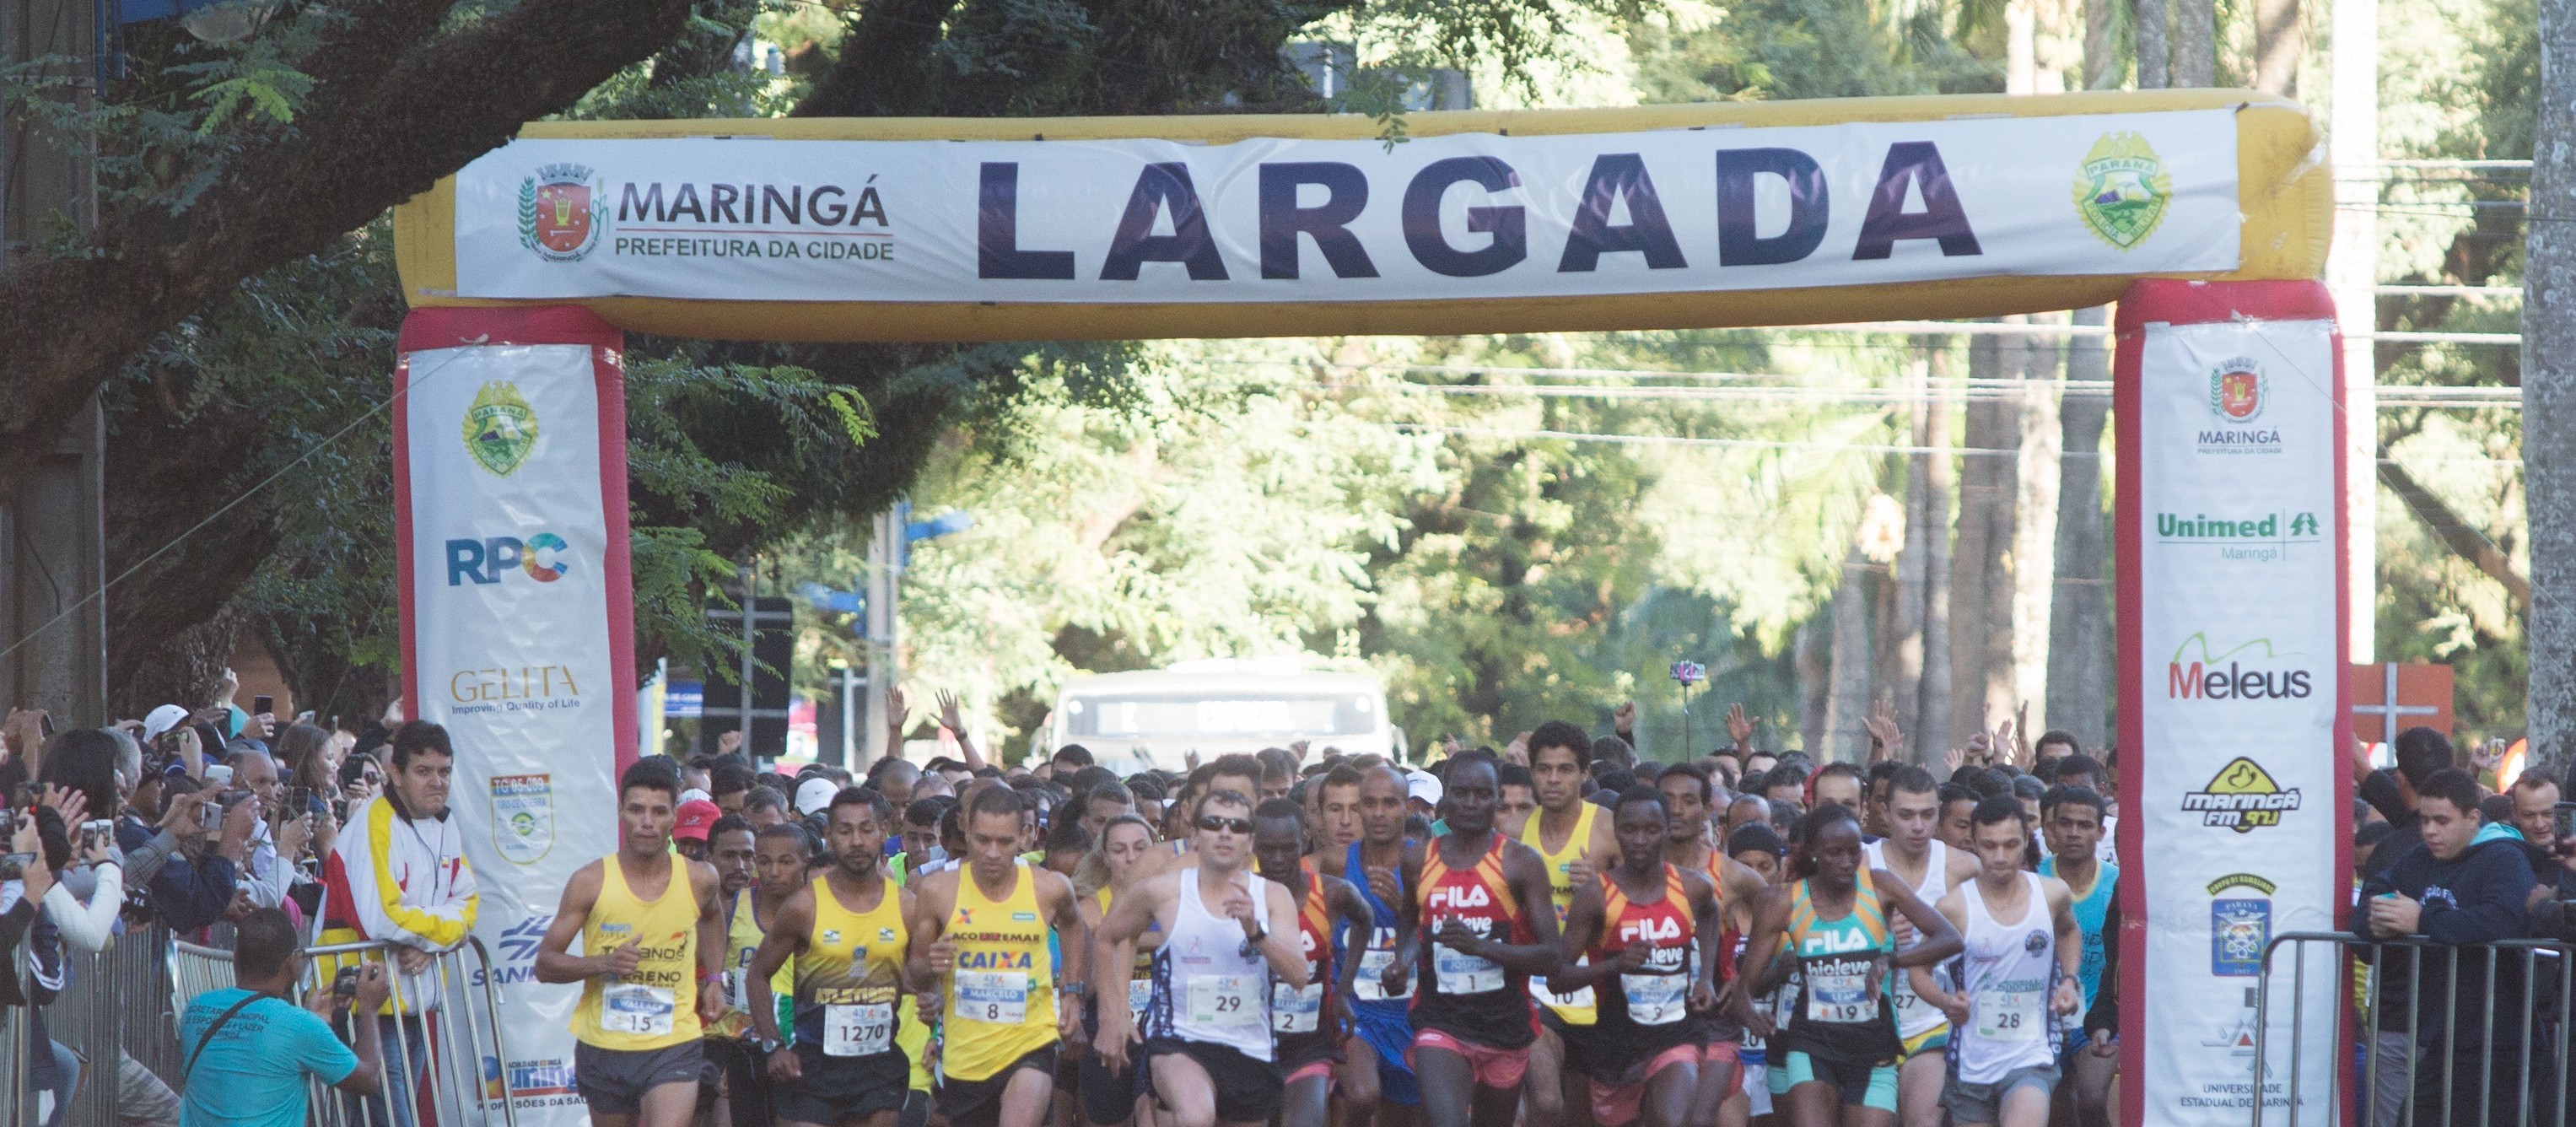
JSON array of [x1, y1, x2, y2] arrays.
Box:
[[317, 720, 479, 1127]]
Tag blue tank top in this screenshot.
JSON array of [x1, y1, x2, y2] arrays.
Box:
[[2040, 857, 2117, 1011], [1346, 840, 1415, 1012]]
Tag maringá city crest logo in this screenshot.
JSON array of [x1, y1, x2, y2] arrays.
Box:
[[2072, 132, 2173, 251], [463, 381, 540, 477], [520, 163, 607, 262]]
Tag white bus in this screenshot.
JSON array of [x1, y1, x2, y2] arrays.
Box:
[[1043, 659, 1404, 775]]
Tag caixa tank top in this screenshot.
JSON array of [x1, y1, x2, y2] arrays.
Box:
[[1413, 833, 1537, 1049]]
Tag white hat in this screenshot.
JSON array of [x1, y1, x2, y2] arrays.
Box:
[[1406, 769, 1443, 808], [795, 776, 839, 816], [679, 787, 713, 807], [142, 704, 190, 743]]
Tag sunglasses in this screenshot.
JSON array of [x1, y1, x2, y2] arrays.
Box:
[[1195, 815, 1253, 835]]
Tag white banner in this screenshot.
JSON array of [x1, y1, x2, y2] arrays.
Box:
[[2130, 313, 2342, 1125], [398, 326, 628, 1124], [450, 109, 2240, 305]]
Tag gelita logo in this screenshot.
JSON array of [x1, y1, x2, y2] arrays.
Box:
[[446, 533, 571, 585], [2165, 633, 2313, 701]]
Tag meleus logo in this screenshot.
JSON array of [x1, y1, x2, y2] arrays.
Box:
[[2199, 356, 2282, 456], [2166, 633, 2313, 701], [445, 532, 571, 586], [2182, 758, 2303, 833]]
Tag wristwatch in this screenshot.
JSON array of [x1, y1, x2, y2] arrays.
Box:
[[1059, 980, 1092, 1000], [756, 1036, 784, 1054]]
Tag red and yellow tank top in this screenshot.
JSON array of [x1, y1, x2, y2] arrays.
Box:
[[1594, 865, 1695, 1031], [1413, 833, 1537, 1048], [1272, 867, 1336, 1045]]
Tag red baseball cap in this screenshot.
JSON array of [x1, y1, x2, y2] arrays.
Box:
[[674, 799, 721, 843]]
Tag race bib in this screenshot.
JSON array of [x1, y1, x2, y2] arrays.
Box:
[[1806, 968, 1878, 1024], [822, 1003, 894, 1057], [956, 971, 1029, 1025], [1540, 954, 1597, 1010], [1187, 974, 1261, 1027], [1355, 947, 1412, 1000], [1273, 981, 1323, 1033], [1621, 972, 1686, 1025], [1128, 978, 1153, 1022], [600, 983, 676, 1037], [1974, 988, 2045, 1042], [1434, 946, 1503, 995]]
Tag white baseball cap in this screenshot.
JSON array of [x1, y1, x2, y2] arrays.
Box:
[[142, 704, 191, 743], [1406, 769, 1443, 808], [795, 776, 839, 816]]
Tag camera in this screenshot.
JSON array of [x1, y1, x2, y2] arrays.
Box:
[[332, 965, 361, 1001], [0, 852, 31, 881]]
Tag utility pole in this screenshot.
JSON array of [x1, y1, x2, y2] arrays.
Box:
[[2331, 0, 2379, 664], [861, 506, 902, 764], [2525, 0, 2576, 772]]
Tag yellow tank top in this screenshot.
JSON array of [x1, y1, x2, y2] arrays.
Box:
[[711, 888, 793, 1039], [1522, 801, 1602, 1023], [796, 874, 908, 1057], [572, 855, 703, 1050], [941, 861, 1057, 1081]]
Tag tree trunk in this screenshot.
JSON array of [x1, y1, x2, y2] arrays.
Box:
[[2083, 0, 2120, 88], [2524, 0, 2576, 774], [1886, 359, 1934, 764], [2137, 0, 2172, 89], [1797, 619, 1831, 758], [2008, 318, 2061, 736], [2048, 306, 2113, 753], [1952, 333, 2015, 745], [1825, 544, 1878, 763], [2173, 0, 2216, 85], [1919, 347, 1956, 765], [2254, 0, 2303, 94]]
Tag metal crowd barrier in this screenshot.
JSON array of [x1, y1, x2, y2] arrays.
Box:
[[2250, 930, 2576, 1127], [163, 938, 515, 1127]]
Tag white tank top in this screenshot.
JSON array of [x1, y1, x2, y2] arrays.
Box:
[[1954, 871, 2060, 1082], [1147, 866, 1278, 1060], [1863, 839, 1954, 1040]]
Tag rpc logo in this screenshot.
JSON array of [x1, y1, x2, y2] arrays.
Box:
[[446, 533, 571, 586]]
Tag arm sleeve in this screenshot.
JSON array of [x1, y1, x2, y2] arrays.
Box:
[[42, 864, 120, 952], [152, 852, 239, 935], [117, 827, 175, 889]]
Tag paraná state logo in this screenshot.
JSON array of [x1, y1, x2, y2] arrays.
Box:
[[2072, 132, 2172, 251], [463, 381, 540, 477], [520, 163, 607, 262]]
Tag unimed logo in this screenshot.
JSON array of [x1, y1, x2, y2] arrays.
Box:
[[2166, 633, 2313, 701]]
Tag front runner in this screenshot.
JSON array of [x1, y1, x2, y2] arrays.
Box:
[[1734, 806, 1960, 1127], [1313, 763, 1424, 1127], [1382, 754, 1564, 1127], [746, 788, 914, 1127], [1253, 798, 1374, 1127], [907, 785, 1088, 1127], [1860, 765, 1977, 1127], [1652, 764, 1769, 1127], [1520, 721, 1619, 1127], [1916, 797, 2082, 1127], [533, 761, 727, 1127], [1093, 787, 1312, 1127], [2034, 785, 2117, 1127], [1553, 789, 1723, 1127]]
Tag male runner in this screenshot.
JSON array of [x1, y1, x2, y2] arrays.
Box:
[[2036, 785, 2117, 1127], [1313, 765, 1367, 855], [1860, 765, 1978, 1127], [1652, 764, 1769, 1127], [1522, 721, 1619, 1127], [1554, 789, 1723, 1127], [1253, 798, 1372, 1127], [534, 761, 727, 1127], [747, 789, 913, 1127], [1497, 764, 1539, 840], [1935, 784, 1978, 854], [1733, 806, 1960, 1127], [1312, 764, 1423, 1127], [1131, 756, 1265, 880], [1093, 788, 1311, 1127], [1382, 755, 1565, 1127], [907, 784, 1088, 1127], [1913, 798, 2082, 1127], [711, 817, 802, 1127]]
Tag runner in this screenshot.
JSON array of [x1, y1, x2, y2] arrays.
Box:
[[1859, 765, 1978, 1127], [1071, 812, 1163, 1127], [1092, 786, 1311, 1127], [1521, 720, 1619, 1127], [2034, 785, 2116, 1127], [1312, 763, 1423, 1127], [533, 760, 727, 1127], [1651, 764, 1768, 1127], [1553, 789, 1722, 1127], [1252, 798, 1372, 1127], [1912, 797, 2081, 1127], [1312, 765, 1366, 855], [1132, 756, 1265, 882], [1382, 754, 1564, 1127], [1733, 806, 1961, 1127], [906, 784, 1088, 1127], [711, 817, 804, 1127], [746, 788, 915, 1127], [1723, 822, 1788, 1127]]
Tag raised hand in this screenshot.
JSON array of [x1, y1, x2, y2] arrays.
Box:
[[1612, 700, 1638, 735], [1861, 701, 1903, 763], [937, 690, 967, 735], [1725, 703, 1754, 749]]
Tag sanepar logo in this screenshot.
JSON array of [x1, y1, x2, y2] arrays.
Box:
[[2166, 633, 2312, 701], [446, 533, 570, 585]]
